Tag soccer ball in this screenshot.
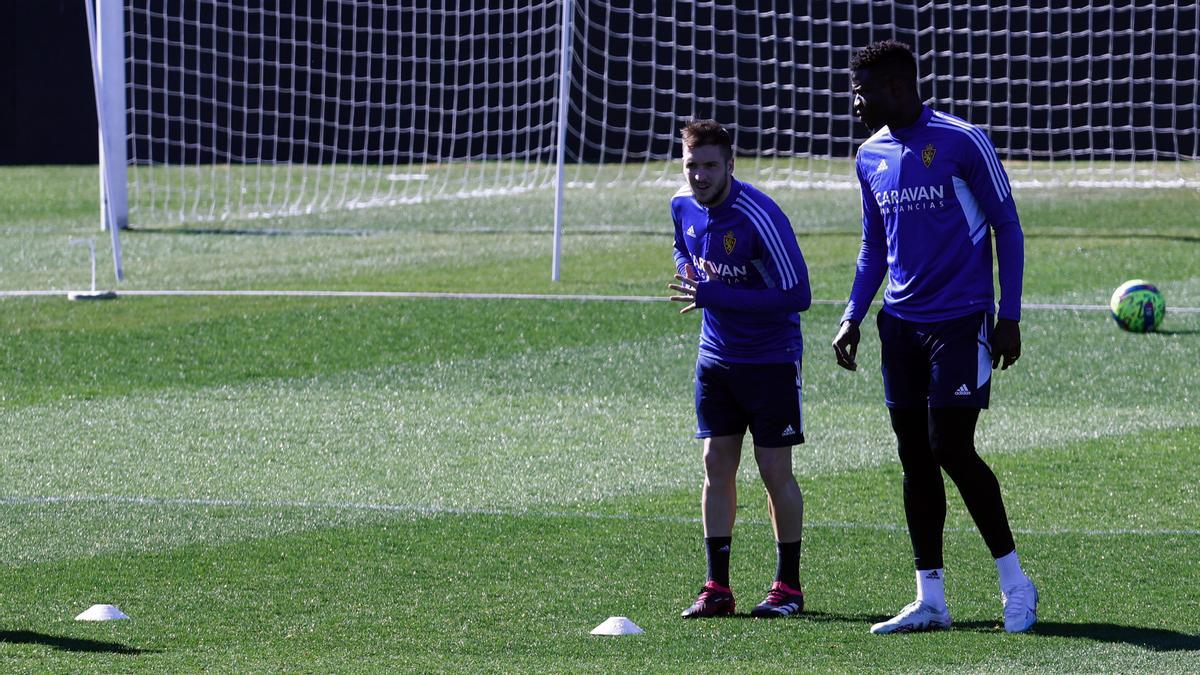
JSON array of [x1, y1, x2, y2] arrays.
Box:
[[1109, 280, 1165, 332]]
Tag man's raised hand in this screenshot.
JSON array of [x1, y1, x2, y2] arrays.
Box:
[[668, 274, 699, 314]]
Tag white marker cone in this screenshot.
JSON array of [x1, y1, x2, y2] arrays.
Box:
[[75, 604, 130, 621], [590, 616, 643, 635]]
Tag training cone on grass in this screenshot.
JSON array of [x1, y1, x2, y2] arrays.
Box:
[[74, 604, 130, 621], [590, 616, 643, 635]]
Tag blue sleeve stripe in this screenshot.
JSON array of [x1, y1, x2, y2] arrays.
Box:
[[733, 195, 797, 289], [929, 113, 1011, 201]]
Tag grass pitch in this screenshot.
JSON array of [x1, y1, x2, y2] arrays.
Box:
[[1, 165, 1198, 671]]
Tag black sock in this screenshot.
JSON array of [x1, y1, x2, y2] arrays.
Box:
[[776, 539, 802, 589], [705, 536, 732, 587]]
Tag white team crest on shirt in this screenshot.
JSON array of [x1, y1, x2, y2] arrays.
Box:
[[875, 158, 889, 173]]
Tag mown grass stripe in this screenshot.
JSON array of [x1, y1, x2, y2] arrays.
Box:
[[5, 494, 1197, 538]]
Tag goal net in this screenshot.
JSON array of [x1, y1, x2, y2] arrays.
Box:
[[119, 1, 1199, 230]]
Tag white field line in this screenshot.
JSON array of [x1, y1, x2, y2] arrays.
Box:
[[1, 289, 1198, 313], [2, 494, 1196, 538]]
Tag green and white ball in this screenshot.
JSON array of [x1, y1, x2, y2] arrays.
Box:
[[1110, 279, 1165, 332]]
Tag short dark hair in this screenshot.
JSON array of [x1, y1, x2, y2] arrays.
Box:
[[680, 119, 733, 160], [850, 40, 918, 81]]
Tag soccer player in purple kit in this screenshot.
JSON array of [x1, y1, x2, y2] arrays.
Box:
[[667, 119, 812, 619], [832, 40, 1038, 634]]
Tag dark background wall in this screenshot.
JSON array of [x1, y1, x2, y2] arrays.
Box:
[[4, 1, 1195, 166], [1, 1, 98, 165]]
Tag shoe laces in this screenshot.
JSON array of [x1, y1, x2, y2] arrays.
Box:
[[764, 582, 799, 605], [1002, 584, 1030, 614], [698, 583, 730, 601]]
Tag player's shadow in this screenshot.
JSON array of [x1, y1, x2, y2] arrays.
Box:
[[800, 610, 885, 623], [802, 613, 1200, 651], [1150, 328, 1200, 335], [0, 630, 157, 655], [954, 620, 1200, 651]]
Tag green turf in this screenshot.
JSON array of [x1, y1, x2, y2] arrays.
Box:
[[5, 165, 1200, 308], [1, 165, 1199, 671]]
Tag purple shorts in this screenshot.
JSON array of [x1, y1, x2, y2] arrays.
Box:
[[877, 309, 993, 409], [694, 355, 804, 447]]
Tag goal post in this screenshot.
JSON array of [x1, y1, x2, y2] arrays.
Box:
[[101, 1, 1199, 277], [84, 0, 126, 282], [551, 0, 574, 282]]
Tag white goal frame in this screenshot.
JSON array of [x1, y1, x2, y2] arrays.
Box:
[[92, 1, 1199, 283]]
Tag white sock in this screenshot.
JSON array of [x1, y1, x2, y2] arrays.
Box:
[[916, 568, 945, 609], [995, 550, 1028, 588]]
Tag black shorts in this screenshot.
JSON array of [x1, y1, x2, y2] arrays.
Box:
[[877, 310, 993, 409], [694, 355, 804, 447]]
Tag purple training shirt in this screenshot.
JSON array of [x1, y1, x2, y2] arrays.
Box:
[[672, 178, 811, 363], [842, 106, 1024, 325]]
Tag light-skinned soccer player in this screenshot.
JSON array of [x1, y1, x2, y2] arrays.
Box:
[[832, 40, 1038, 634], [668, 119, 812, 619]]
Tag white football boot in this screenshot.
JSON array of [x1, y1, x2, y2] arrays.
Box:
[[1001, 578, 1039, 633], [870, 600, 952, 634]]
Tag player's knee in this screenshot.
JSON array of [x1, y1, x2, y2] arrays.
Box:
[[902, 467, 942, 490], [896, 436, 937, 476], [753, 450, 796, 491], [890, 408, 931, 465], [928, 410, 978, 465], [703, 449, 739, 484], [930, 442, 984, 480], [928, 430, 973, 466]]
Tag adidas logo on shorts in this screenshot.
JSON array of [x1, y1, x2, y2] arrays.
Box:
[[954, 384, 971, 396], [782, 425, 796, 436]]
